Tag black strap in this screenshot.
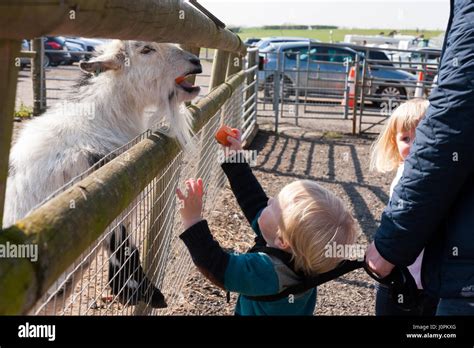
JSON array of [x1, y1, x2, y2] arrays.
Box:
[[243, 238, 419, 310], [244, 259, 364, 302], [244, 254, 419, 311], [249, 244, 306, 279], [363, 262, 420, 311]]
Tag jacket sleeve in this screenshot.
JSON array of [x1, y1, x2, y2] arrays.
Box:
[[374, 7, 474, 266], [179, 219, 280, 295], [221, 153, 269, 225], [179, 220, 230, 289]]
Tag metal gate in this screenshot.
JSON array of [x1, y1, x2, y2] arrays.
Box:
[[256, 42, 440, 134]]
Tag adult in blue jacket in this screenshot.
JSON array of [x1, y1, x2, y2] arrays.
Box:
[[366, 0, 474, 315]]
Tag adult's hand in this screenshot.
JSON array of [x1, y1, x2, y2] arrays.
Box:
[[365, 241, 395, 278]]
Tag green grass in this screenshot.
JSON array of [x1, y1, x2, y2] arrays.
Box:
[[322, 131, 343, 139], [238, 28, 443, 43], [14, 102, 33, 118]]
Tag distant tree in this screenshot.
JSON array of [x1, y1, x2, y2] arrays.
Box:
[[261, 24, 338, 30]]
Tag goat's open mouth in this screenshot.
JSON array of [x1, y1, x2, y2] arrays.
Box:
[[175, 67, 202, 93]]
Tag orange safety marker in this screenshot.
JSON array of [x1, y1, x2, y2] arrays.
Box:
[[342, 66, 356, 108], [414, 70, 424, 98]]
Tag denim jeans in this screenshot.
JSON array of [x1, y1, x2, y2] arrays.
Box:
[[436, 298, 474, 316], [375, 284, 438, 316]]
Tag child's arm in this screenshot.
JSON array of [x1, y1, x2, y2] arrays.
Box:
[[180, 220, 279, 295], [220, 131, 269, 226], [177, 179, 279, 295]]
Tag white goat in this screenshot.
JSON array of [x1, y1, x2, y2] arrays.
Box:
[[4, 40, 202, 307]]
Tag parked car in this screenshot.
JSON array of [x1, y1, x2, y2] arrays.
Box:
[[255, 36, 320, 50], [69, 37, 107, 60], [19, 39, 31, 69], [351, 47, 394, 67], [410, 48, 441, 63], [64, 38, 86, 63], [244, 37, 261, 46], [409, 48, 441, 83], [43, 36, 72, 67], [258, 42, 417, 106]]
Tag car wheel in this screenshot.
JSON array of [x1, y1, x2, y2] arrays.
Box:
[[43, 54, 50, 67], [375, 85, 406, 109]]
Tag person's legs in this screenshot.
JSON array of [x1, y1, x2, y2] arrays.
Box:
[[436, 298, 474, 315]]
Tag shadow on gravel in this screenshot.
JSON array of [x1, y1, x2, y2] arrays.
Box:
[[250, 130, 387, 240]]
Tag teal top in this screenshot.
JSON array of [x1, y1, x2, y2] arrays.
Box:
[[224, 209, 317, 316]]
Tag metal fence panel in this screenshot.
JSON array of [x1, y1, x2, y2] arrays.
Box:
[[256, 43, 440, 134]]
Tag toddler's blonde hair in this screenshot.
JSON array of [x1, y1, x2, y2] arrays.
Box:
[[370, 98, 429, 173], [277, 180, 357, 275]]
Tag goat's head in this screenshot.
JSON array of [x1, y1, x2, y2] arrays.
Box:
[[80, 40, 202, 105], [79, 40, 202, 147]]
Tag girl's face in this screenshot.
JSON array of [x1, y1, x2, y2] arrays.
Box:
[[396, 128, 416, 161]]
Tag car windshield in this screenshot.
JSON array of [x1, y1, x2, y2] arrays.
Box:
[[326, 48, 353, 63], [260, 45, 277, 53], [284, 46, 317, 61], [412, 51, 440, 60]]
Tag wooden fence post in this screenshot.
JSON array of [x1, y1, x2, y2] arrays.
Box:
[[209, 50, 230, 91], [32, 37, 45, 116], [0, 39, 21, 228], [226, 52, 242, 78]]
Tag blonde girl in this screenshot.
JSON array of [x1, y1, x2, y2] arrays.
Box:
[[370, 98, 438, 316]]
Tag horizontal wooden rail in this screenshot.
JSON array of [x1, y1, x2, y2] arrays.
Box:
[[0, 0, 246, 56]]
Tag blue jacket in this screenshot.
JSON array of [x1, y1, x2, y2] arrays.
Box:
[[180, 157, 316, 315], [375, 0, 474, 299]]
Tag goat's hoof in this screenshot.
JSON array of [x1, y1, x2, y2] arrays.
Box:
[[148, 288, 167, 309]]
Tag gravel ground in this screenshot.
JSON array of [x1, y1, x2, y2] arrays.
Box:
[[172, 121, 393, 316]]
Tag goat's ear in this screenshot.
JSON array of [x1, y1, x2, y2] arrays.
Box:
[[79, 53, 125, 74]]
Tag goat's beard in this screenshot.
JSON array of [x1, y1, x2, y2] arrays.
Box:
[[148, 90, 197, 155]]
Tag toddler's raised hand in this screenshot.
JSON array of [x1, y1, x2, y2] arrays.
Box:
[[176, 178, 204, 230]]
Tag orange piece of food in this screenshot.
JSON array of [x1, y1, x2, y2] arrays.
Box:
[[215, 125, 239, 146], [175, 76, 186, 84]]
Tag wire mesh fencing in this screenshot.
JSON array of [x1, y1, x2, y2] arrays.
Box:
[[29, 66, 255, 315]]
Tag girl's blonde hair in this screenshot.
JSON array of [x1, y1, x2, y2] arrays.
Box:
[[277, 180, 357, 275], [370, 98, 429, 173]]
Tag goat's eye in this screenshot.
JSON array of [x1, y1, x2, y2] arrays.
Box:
[[140, 46, 155, 54]]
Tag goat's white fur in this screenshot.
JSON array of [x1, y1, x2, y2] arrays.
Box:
[[3, 40, 201, 228]]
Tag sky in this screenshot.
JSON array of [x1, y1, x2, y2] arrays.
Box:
[[198, 0, 450, 30]]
